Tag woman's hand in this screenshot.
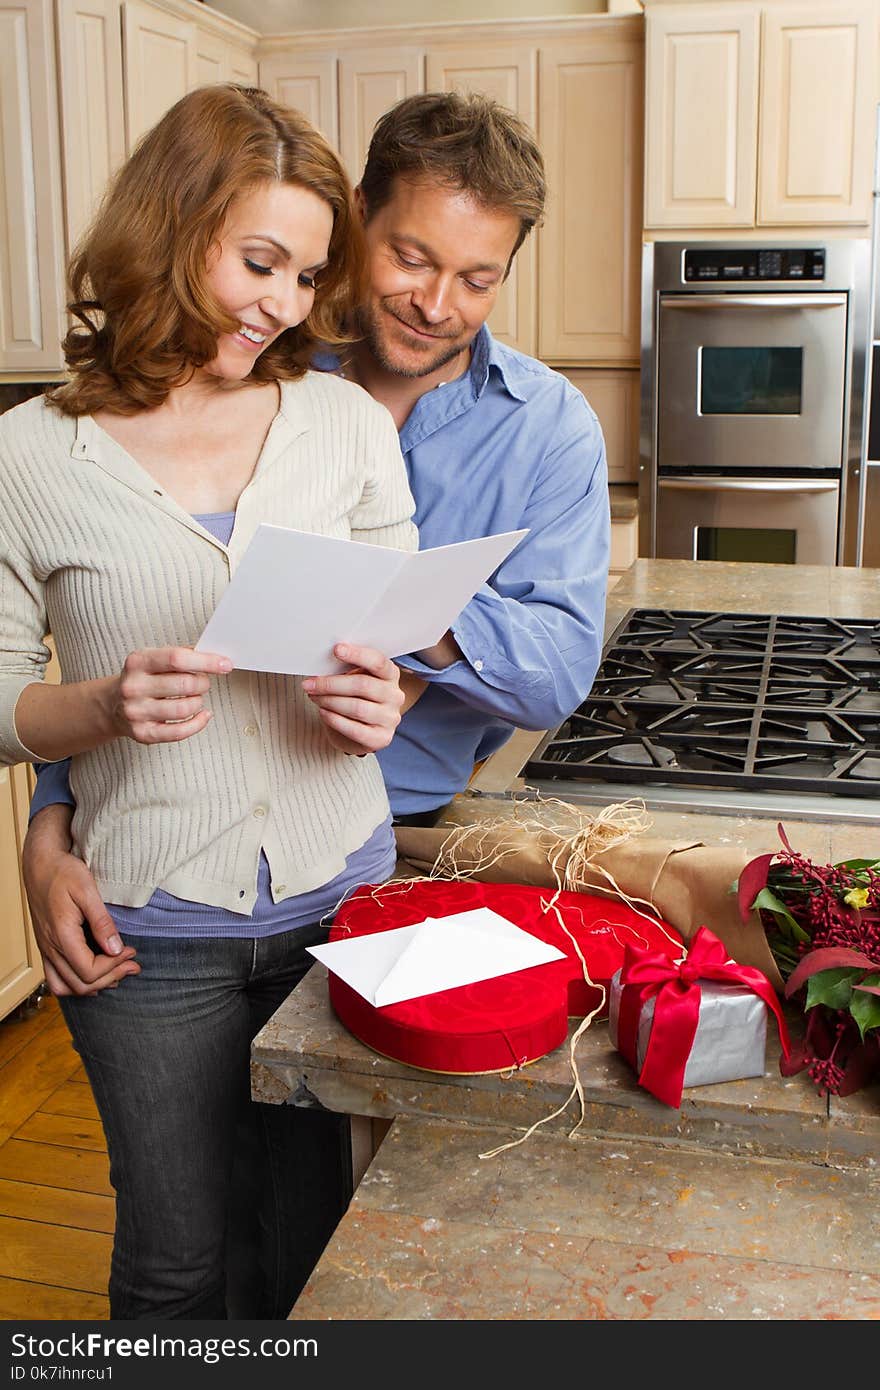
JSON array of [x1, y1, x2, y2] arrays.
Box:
[[14, 647, 233, 760], [302, 643, 406, 756], [107, 647, 233, 746]]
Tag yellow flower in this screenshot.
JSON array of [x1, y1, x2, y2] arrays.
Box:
[[843, 886, 869, 909]]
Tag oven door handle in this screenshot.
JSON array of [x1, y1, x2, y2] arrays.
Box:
[[662, 294, 847, 310], [658, 477, 839, 493]]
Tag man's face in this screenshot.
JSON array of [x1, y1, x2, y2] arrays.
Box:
[[357, 176, 521, 379]]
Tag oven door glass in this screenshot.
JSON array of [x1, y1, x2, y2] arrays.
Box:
[[657, 293, 847, 472], [656, 476, 840, 565]]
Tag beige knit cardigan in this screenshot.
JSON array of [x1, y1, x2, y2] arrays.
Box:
[[0, 373, 417, 912]]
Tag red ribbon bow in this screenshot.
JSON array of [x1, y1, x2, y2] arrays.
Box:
[[616, 925, 791, 1108]]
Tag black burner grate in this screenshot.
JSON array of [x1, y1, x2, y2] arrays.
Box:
[[525, 609, 880, 799]]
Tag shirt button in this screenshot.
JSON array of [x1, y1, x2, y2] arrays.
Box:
[[244, 724, 257, 737], [253, 805, 266, 819], [275, 883, 286, 895], [474, 659, 484, 672]]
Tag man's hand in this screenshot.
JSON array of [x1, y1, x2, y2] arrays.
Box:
[[22, 805, 140, 997]]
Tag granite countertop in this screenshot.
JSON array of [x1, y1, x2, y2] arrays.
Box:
[[252, 558, 880, 1320]]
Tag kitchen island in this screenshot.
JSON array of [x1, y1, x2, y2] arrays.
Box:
[[251, 560, 880, 1320]]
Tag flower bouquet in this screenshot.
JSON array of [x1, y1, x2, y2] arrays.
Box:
[[736, 824, 880, 1097]]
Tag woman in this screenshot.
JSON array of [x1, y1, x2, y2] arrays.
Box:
[[0, 84, 418, 1319]]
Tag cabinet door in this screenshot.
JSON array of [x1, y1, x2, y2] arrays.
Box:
[[121, 0, 196, 151], [425, 45, 537, 356], [563, 367, 639, 483], [644, 4, 759, 228], [55, 0, 126, 257], [227, 44, 257, 87], [193, 24, 226, 88], [258, 52, 338, 146], [0, 764, 43, 1022], [538, 31, 644, 365], [758, 2, 877, 226], [0, 0, 66, 372], [338, 49, 423, 186]]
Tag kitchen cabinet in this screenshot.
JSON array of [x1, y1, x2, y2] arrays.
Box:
[[608, 515, 638, 588], [0, 762, 43, 1022], [0, 636, 62, 1019], [338, 48, 422, 188], [122, 0, 196, 150], [538, 28, 644, 364], [258, 14, 644, 365], [257, 50, 337, 143], [122, 0, 257, 150], [0, 0, 66, 375], [55, 0, 126, 256], [563, 367, 639, 484], [644, 0, 878, 230]]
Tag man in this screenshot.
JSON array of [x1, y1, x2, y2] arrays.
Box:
[[23, 90, 610, 994]]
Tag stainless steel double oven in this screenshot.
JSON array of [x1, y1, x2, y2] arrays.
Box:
[[640, 241, 870, 565]]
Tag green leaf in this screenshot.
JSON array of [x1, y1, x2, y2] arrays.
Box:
[[805, 967, 863, 1012], [850, 984, 880, 1040], [836, 858, 880, 874], [752, 887, 810, 941]]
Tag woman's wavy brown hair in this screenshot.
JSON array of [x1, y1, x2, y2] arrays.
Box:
[[49, 84, 367, 416]]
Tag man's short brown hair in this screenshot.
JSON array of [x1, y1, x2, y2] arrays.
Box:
[[359, 91, 545, 261]]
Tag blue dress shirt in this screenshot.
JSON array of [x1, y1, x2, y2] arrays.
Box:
[[363, 325, 609, 813], [31, 325, 609, 821]]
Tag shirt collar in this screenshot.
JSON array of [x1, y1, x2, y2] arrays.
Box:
[[473, 324, 527, 404]]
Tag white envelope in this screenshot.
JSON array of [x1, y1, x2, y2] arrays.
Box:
[[308, 907, 566, 1008], [195, 523, 528, 675]]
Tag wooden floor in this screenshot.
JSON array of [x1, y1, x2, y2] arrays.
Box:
[[0, 994, 112, 1319]]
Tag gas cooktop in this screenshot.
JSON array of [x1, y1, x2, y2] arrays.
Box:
[[522, 609, 880, 823]]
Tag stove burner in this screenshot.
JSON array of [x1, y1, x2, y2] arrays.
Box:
[[637, 682, 698, 701], [526, 608, 880, 802], [605, 742, 677, 768]]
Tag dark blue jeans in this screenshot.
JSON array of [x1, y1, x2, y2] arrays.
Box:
[[60, 923, 352, 1320]]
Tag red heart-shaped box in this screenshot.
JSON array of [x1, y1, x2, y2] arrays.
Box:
[[329, 878, 683, 1074]]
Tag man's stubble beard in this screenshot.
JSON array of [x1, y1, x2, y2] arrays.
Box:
[[358, 302, 470, 381]]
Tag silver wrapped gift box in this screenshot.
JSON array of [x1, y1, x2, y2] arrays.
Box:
[[608, 968, 768, 1089]]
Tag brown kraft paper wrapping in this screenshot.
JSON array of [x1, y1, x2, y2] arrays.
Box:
[[393, 820, 784, 992]]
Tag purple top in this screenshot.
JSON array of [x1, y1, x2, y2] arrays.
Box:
[[105, 509, 395, 939]]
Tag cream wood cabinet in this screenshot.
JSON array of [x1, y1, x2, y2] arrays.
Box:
[[645, 0, 878, 229], [257, 50, 338, 143], [259, 15, 644, 365], [338, 48, 422, 187], [538, 29, 644, 364], [563, 367, 640, 483], [122, 0, 258, 149], [55, 0, 126, 256], [121, 0, 197, 150], [0, 0, 67, 375], [0, 762, 43, 1022]]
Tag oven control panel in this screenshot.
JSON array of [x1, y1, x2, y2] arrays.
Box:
[[683, 247, 825, 282]]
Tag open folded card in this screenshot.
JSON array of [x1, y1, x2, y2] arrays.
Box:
[[195, 523, 528, 675], [307, 907, 566, 1008]]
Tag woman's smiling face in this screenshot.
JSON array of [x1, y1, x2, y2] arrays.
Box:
[[202, 180, 333, 383]]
